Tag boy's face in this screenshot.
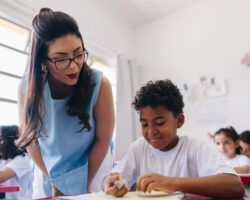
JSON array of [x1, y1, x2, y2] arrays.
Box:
[[139, 106, 184, 151], [240, 141, 250, 158]]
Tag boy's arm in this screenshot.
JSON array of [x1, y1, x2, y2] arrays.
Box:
[[103, 139, 141, 197], [174, 173, 244, 198], [0, 168, 16, 183], [234, 165, 250, 174], [137, 173, 244, 198]]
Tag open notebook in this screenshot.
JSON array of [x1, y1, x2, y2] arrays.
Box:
[[56, 191, 185, 200]]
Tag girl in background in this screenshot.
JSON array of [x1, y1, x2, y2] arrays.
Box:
[[0, 125, 32, 199], [214, 126, 250, 174], [240, 130, 250, 158]]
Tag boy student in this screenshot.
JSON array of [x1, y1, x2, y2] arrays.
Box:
[[103, 79, 244, 198]]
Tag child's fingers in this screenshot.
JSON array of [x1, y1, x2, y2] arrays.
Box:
[[104, 174, 120, 187], [114, 186, 129, 197], [106, 185, 128, 197], [105, 185, 119, 195], [146, 182, 159, 193], [136, 173, 152, 190], [108, 173, 120, 181], [136, 177, 155, 192]]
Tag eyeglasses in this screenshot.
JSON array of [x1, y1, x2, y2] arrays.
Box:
[[47, 51, 88, 70]]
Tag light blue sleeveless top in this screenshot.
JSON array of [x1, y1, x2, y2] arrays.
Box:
[[38, 69, 102, 196]]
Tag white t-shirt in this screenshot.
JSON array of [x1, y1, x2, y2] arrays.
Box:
[[225, 154, 250, 167], [112, 136, 237, 187], [0, 154, 33, 199]]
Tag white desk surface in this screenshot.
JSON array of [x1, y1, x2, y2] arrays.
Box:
[[56, 191, 184, 200]]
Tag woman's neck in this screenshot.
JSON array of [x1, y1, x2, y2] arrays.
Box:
[[48, 75, 74, 99]]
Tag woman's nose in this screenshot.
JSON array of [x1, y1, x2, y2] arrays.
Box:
[[68, 59, 78, 69]]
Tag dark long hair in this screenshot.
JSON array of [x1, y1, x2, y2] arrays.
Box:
[[17, 8, 92, 148], [240, 130, 250, 144], [0, 125, 26, 160]]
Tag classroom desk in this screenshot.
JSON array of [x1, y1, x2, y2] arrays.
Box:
[[240, 175, 250, 185], [0, 185, 19, 199], [35, 194, 250, 200], [0, 185, 19, 193]]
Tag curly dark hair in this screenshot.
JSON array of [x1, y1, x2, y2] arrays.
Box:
[[0, 125, 26, 160], [132, 79, 184, 117], [240, 130, 250, 144], [214, 126, 241, 154]]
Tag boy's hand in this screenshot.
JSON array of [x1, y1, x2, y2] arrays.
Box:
[[136, 172, 176, 194], [103, 173, 129, 197]]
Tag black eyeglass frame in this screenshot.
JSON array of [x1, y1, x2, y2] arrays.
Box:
[[46, 50, 88, 70]]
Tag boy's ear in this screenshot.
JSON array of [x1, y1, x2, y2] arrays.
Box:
[[177, 113, 185, 128]]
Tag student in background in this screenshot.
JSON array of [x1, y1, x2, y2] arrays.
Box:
[[17, 7, 114, 198], [103, 79, 244, 198], [240, 130, 250, 159], [214, 126, 250, 174], [0, 125, 32, 199]]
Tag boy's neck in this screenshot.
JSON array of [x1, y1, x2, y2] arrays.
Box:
[[160, 136, 179, 152]]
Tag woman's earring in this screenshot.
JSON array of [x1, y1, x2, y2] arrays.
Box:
[[41, 64, 48, 74]]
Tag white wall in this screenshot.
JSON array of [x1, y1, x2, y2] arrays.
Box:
[[134, 0, 250, 146], [0, 0, 134, 63], [2, 0, 250, 150]]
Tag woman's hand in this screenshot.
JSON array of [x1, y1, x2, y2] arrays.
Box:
[[103, 173, 129, 197], [136, 172, 176, 193], [52, 186, 64, 197]]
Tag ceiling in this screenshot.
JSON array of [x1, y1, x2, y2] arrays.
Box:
[[3, 0, 203, 28], [104, 0, 202, 27]]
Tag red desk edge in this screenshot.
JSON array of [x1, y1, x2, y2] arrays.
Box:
[[240, 175, 250, 185], [0, 185, 19, 193]]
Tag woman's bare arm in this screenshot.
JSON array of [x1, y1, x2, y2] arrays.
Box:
[[87, 77, 115, 190]]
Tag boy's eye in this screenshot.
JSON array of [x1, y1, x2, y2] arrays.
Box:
[[141, 123, 148, 128], [155, 121, 165, 126]]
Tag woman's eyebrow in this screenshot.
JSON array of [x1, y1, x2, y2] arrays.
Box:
[[73, 47, 82, 53], [50, 46, 82, 56]]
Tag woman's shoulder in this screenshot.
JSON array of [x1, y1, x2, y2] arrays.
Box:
[[91, 68, 103, 83]]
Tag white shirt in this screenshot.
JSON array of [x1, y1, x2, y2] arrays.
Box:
[[0, 154, 33, 200], [112, 136, 237, 187], [225, 154, 250, 167]]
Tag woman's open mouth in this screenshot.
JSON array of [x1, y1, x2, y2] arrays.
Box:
[[67, 73, 78, 80]]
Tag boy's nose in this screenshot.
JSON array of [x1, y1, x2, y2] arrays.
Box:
[[147, 126, 157, 136]]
